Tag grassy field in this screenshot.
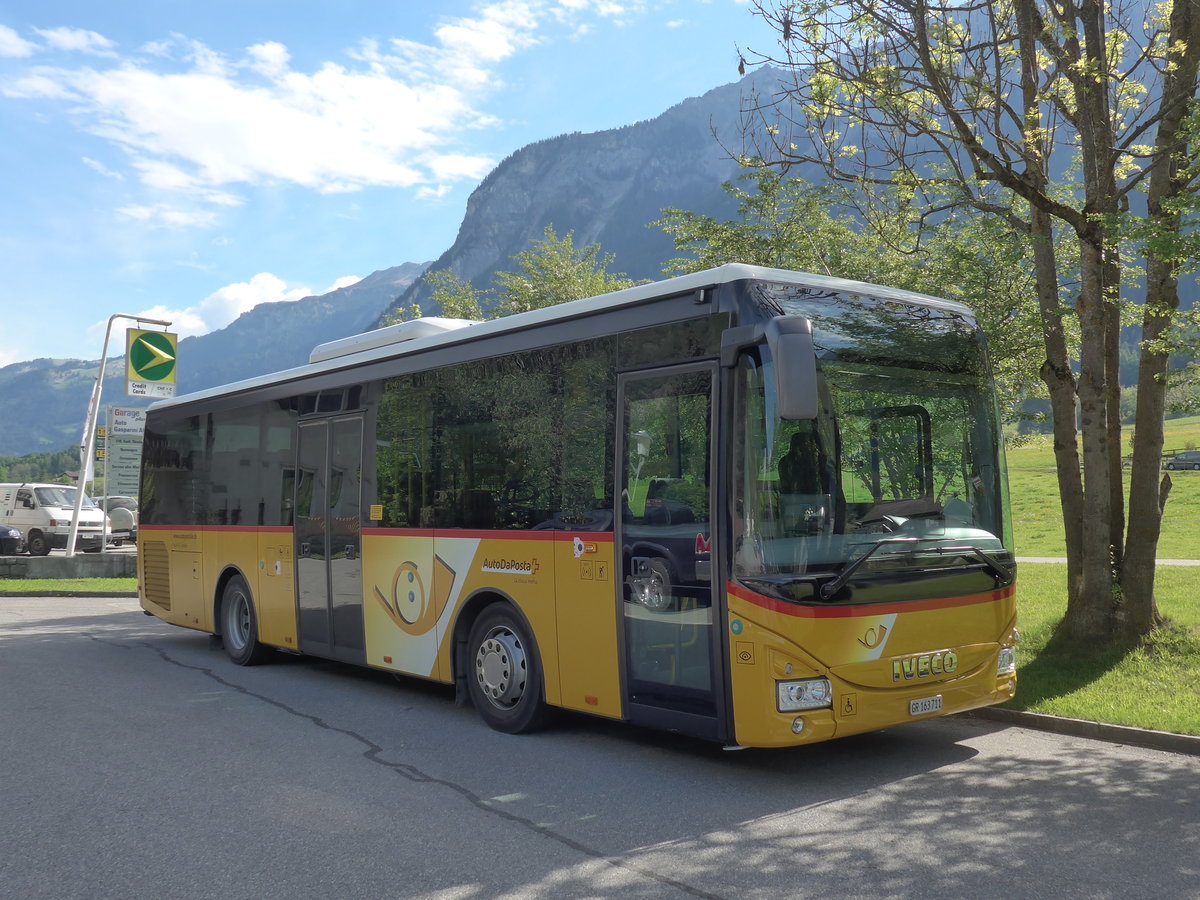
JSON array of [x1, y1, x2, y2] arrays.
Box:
[[1010, 563, 1200, 735], [0, 577, 137, 593], [1005, 417, 1200, 734], [1008, 415, 1200, 558]]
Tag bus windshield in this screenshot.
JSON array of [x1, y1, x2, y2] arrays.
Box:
[[733, 342, 1012, 606]]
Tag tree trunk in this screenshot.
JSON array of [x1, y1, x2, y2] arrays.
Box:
[[1120, 0, 1200, 637], [1059, 234, 1116, 641], [1056, 0, 1122, 643], [1123, 300, 1170, 634], [1103, 250, 1124, 567], [1016, 4, 1083, 604], [1030, 209, 1082, 603]]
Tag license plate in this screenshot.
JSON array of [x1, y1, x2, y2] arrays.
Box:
[[910, 695, 943, 716]]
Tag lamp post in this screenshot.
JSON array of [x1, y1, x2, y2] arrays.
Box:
[[66, 313, 172, 558]]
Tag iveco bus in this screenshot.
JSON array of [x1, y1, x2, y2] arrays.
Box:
[[138, 264, 1017, 747]]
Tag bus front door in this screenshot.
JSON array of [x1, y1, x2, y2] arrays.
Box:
[[617, 364, 724, 741], [294, 416, 366, 665]]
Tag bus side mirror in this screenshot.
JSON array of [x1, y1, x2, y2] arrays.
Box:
[[765, 316, 818, 420]]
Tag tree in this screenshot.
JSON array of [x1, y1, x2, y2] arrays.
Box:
[[388, 226, 640, 326], [654, 167, 876, 276], [494, 226, 639, 315], [738, 0, 1200, 642], [655, 165, 1049, 425]]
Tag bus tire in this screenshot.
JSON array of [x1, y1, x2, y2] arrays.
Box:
[[466, 605, 550, 734], [641, 558, 675, 612], [220, 575, 270, 666]]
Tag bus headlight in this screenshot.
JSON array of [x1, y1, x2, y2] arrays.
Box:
[[777, 677, 832, 712], [997, 646, 1017, 676]]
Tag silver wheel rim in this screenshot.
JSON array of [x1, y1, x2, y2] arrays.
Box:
[[227, 590, 250, 650], [643, 567, 671, 611], [474, 625, 528, 710]]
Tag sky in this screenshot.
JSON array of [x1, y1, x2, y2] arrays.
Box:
[[0, 0, 778, 366]]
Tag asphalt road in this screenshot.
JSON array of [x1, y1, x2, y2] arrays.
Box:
[[2, 596, 1198, 900]]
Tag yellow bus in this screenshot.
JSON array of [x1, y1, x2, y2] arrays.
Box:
[[138, 263, 1017, 747]]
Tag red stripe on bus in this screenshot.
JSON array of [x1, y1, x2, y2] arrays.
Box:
[[362, 527, 614, 543], [139, 524, 293, 534], [727, 580, 1015, 618], [139, 523, 617, 542]]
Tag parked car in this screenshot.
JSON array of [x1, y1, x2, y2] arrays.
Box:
[[0, 523, 23, 555], [1163, 451, 1200, 471], [0, 482, 110, 555], [99, 496, 138, 544]]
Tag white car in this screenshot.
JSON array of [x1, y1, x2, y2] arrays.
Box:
[[0, 483, 110, 555]]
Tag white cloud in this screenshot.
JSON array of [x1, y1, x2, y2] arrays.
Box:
[[323, 275, 362, 293], [33, 26, 117, 56], [3, 3, 652, 227], [82, 156, 124, 179], [417, 184, 453, 200], [116, 203, 219, 228], [0, 24, 37, 57], [11, 47, 470, 197], [246, 40, 289, 78], [127, 272, 315, 340], [426, 152, 496, 183], [2, 71, 77, 99]]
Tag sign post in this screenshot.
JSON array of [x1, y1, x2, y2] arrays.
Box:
[[67, 315, 172, 557]]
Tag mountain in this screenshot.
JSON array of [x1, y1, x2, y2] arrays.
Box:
[[177, 262, 429, 394], [1, 71, 779, 457], [389, 72, 779, 316], [0, 262, 427, 456]]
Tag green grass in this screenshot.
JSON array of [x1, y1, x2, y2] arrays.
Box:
[[0, 577, 137, 594], [1008, 415, 1200, 558], [1008, 563, 1200, 735]]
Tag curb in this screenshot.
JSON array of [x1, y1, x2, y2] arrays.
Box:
[[965, 707, 1200, 757]]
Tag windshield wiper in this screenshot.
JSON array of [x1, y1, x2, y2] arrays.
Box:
[[818, 538, 1014, 600], [948, 545, 1015, 586], [819, 537, 922, 600]]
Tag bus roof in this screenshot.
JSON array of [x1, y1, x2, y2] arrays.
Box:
[[147, 263, 974, 413]]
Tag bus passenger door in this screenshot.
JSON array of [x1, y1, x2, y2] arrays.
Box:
[[295, 416, 366, 665], [617, 364, 724, 741]]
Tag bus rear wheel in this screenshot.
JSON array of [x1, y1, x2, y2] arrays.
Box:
[[220, 575, 270, 666], [466, 605, 550, 734]]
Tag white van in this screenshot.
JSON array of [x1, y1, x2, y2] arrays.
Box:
[[0, 483, 111, 555]]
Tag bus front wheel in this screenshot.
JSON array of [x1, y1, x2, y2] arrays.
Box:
[[220, 575, 270, 666], [466, 605, 550, 734]]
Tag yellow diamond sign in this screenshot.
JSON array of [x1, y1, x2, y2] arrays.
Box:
[[127, 328, 178, 398]]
